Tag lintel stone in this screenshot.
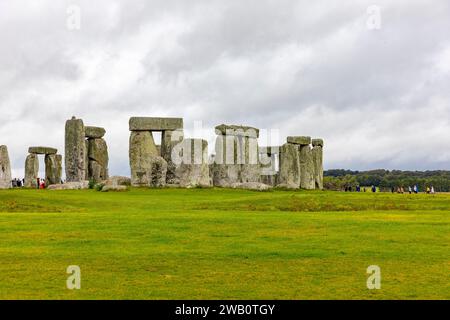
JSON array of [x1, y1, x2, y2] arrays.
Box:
[[215, 124, 259, 138], [312, 139, 324, 147], [28, 146, 57, 155], [287, 136, 311, 145], [129, 117, 183, 131], [85, 126, 106, 138]]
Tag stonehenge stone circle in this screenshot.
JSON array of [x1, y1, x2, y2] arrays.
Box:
[[8, 115, 324, 192], [177, 139, 211, 188], [65, 117, 86, 182], [312, 139, 324, 190], [0, 145, 12, 189]]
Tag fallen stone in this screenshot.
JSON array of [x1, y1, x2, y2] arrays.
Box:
[[101, 185, 128, 192], [0, 145, 12, 189], [28, 146, 57, 155], [85, 126, 106, 138], [129, 117, 183, 131], [230, 182, 272, 191], [47, 181, 89, 190], [104, 176, 131, 187], [287, 136, 312, 145]]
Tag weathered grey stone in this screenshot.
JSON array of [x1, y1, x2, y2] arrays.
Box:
[[88, 138, 109, 168], [28, 146, 57, 155], [47, 181, 89, 190], [88, 160, 108, 183], [312, 143, 324, 190], [65, 117, 86, 182], [215, 124, 259, 138], [149, 156, 168, 187], [24, 153, 39, 188], [161, 129, 184, 184], [299, 144, 315, 190], [45, 154, 62, 186], [278, 143, 300, 189], [104, 176, 131, 187], [312, 139, 324, 147], [0, 146, 12, 189], [287, 136, 312, 145], [213, 134, 240, 187], [84, 140, 89, 180], [129, 117, 183, 131], [259, 146, 280, 155], [177, 139, 211, 188], [101, 185, 128, 192], [85, 126, 106, 138], [230, 182, 272, 191], [240, 136, 260, 183], [129, 131, 159, 186]]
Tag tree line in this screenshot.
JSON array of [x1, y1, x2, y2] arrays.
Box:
[[324, 169, 450, 192]]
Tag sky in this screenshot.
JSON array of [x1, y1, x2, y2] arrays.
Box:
[[1, 0, 449, 178]]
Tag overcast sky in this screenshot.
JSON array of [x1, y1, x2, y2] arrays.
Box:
[[1, 0, 449, 177]]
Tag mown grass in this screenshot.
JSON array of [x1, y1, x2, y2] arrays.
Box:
[[0, 188, 448, 300]]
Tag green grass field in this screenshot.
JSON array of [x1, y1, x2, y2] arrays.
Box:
[[0, 188, 448, 300]]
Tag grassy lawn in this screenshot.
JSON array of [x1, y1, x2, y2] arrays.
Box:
[[0, 188, 448, 300]]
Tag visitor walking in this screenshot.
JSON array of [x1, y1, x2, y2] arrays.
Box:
[[408, 186, 412, 194], [431, 186, 435, 194], [413, 185, 418, 194]]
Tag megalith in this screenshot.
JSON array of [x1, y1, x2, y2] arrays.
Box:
[[129, 117, 183, 186], [65, 117, 86, 182], [259, 146, 279, 187], [212, 124, 260, 187], [83, 126, 109, 182], [278, 143, 300, 189], [312, 139, 324, 190], [24, 153, 39, 188], [45, 154, 62, 185], [177, 139, 211, 188], [0, 145, 12, 189]]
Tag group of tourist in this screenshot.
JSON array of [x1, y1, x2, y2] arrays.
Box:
[[11, 178, 24, 188], [344, 184, 437, 194]]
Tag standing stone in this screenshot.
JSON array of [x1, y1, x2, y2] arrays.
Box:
[[129, 131, 159, 186], [212, 134, 240, 187], [45, 154, 62, 186], [240, 136, 260, 183], [278, 143, 300, 189], [300, 144, 315, 190], [178, 139, 211, 188], [0, 146, 12, 189], [312, 139, 324, 190], [259, 146, 279, 187], [65, 117, 86, 182], [84, 140, 89, 180], [24, 153, 39, 188], [149, 156, 168, 187], [88, 138, 109, 182], [161, 130, 183, 184]]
